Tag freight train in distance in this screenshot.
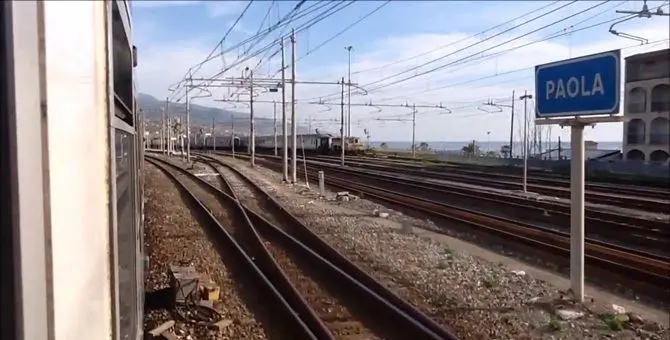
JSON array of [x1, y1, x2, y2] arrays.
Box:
[[150, 133, 366, 155]]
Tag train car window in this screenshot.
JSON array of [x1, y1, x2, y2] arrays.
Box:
[[115, 128, 138, 340], [0, 3, 19, 339], [111, 1, 134, 126]]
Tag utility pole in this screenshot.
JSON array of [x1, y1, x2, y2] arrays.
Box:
[[181, 115, 186, 161], [281, 38, 288, 182], [161, 107, 165, 153], [186, 73, 192, 164], [291, 29, 297, 183], [231, 115, 235, 159], [248, 67, 255, 167], [520, 91, 533, 193], [345, 46, 353, 137], [212, 117, 216, 151], [509, 90, 515, 159], [273, 100, 278, 156], [166, 97, 171, 156], [411, 104, 416, 159], [340, 77, 345, 166]]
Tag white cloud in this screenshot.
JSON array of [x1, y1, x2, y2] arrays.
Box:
[[136, 39, 262, 112], [206, 1, 248, 18], [131, 0, 202, 9], [136, 6, 669, 144]]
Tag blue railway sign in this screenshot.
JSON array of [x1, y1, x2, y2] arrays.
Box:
[[535, 50, 621, 118]]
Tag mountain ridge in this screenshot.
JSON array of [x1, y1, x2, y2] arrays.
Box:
[[138, 92, 312, 136]]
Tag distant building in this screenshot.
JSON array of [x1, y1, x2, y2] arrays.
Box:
[[622, 48, 670, 163], [584, 140, 598, 150]]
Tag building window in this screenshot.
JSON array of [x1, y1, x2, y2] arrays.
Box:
[[626, 149, 645, 161], [627, 87, 647, 113], [626, 119, 646, 145], [651, 84, 670, 112], [650, 150, 669, 163], [649, 117, 669, 145]]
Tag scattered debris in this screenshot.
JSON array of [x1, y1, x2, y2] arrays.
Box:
[[336, 191, 359, 201], [213, 319, 234, 331], [611, 303, 626, 315], [556, 309, 584, 320], [372, 209, 390, 218], [510, 270, 526, 276], [148, 320, 176, 339], [169, 266, 199, 305], [628, 312, 644, 324]]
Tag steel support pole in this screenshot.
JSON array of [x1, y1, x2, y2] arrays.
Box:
[[346, 46, 352, 137], [249, 69, 255, 167], [212, 118, 216, 151], [509, 90, 515, 159], [166, 98, 171, 156], [281, 39, 288, 182], [570, 123, 585, 302], [411, 105, 416, 159], [340, 77, 345, 166], [273, 101, 278, 156], [520, 91, 532, 192], [291, 29, 297, 183], [186, 86, 191, 163]]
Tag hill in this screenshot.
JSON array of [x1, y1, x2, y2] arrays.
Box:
[[138, 93, 311, 136]]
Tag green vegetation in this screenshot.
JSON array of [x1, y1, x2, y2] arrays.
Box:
[[461, 141, 480, 156], [548, 318, 562, 332], [600, 313, 623, 331]]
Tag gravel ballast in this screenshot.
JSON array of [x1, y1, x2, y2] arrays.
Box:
[[212, 155, 668, 340], [143, 162, 268, 339]]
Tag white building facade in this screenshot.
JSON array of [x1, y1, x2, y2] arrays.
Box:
[[622, 48, 670, 163]]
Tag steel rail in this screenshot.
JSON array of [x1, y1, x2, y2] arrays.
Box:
[[144, 157, 319, 339]]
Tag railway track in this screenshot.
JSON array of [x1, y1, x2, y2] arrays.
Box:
[[310, 155, 670, 214], [308, 161, 670, 255], [214, 152, 669, 252], [147, 154, 458, 340], [217, 153, 670, 296], [361, 152, 670, 188], [144, 157, 318, 340]]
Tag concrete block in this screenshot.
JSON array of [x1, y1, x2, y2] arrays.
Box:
[[148, 320, 175, 338]]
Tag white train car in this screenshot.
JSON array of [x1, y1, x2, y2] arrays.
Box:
[[2, 1, 144, 339]]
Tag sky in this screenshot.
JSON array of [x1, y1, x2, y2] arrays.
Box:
[[131, 0, 670, 143]]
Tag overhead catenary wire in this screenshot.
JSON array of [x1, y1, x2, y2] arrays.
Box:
[[299, 0, 582, 103], [296, 1, 390, 63], [177, 1, 254, 84], [169, 0, 316, 100], [351, 0, 564, 76], [373, 22, 669, 102], [363, 1, 618, 93]]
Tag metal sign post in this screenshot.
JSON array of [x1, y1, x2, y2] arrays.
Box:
[[534, 49, 623, 302]]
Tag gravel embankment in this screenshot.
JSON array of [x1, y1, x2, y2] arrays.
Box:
[[216, 156, 668, 340], [143, 162, 267, 339], [191, 158, 383, 339]]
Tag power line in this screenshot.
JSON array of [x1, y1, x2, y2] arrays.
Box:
[[296, 1, 390, 62], [365, 0, 612, 93], [301, 0, 580, 102], [200, 1, 354, 86], [169, 0, 314, 100], [351, 0, 563, 76], [179, 1, 254, 83], [374, 31, 669, 102]]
